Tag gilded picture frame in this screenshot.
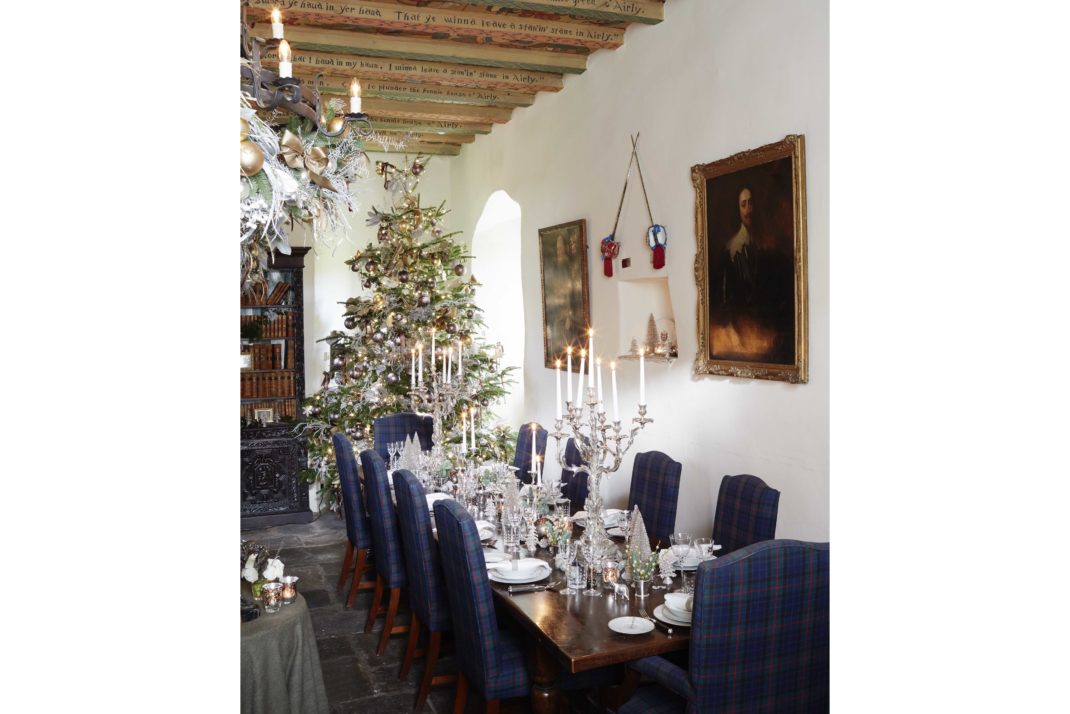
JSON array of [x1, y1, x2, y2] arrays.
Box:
[[538, 219, 590, 370], [692, 135, 808, 383]]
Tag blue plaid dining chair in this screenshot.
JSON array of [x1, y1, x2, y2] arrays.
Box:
[[620, 540, 830, 714], [559, 437, 589, 515], [393, 470, 456, 711], [333, 433, 377, 608], [627, 451, 682, 549], [359, 449, 411, 656], [373, 412, 434, 461], [712, 474, 780, 555], [433, 499, 612, 713], [512, 422, 548, 484]]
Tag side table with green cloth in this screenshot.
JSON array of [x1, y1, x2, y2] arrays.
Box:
[[241, 594, 329, 714]]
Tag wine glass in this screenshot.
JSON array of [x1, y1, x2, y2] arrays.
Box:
[[560, 543, 581, 596], [670, 532, 692, 592]]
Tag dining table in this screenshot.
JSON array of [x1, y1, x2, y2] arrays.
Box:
[[487, 541, 690, 714]]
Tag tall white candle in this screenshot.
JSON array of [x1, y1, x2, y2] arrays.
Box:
[[588, 328, 594, 382], [596, 358, 604, 411], [348, 78, 362, 114], [555, 359, 562, 419], [471, 407, 477, 448], [611, 361, 619, 422], [430, 329, 436, 373], [417, 343, 423, 385], [530, 422, 537, 477], [639, 348, 646, 406], [271, 8, 285, 39], [457, 339, 463, 379], [410, 348, 416, 391], [461, 409, 467, 452], [441, 349, 447, 382], [446, 348, 452, 383], [278, 40, 293, 79], [576, 349, 586, 406], [566, 347, 573, 405]]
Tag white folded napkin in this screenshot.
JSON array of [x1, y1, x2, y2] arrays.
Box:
[[475, 520, 496, 541]]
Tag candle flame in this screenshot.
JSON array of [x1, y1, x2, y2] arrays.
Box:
[[555, 359, 561, 368], [271, 7, 281, 23], [278, 39, 292, 62], [350, 78, 362, 98], [611, 361, 616, 369], [566, 346, 572, 355], [596, 357, 602, 365], [580, 348, 587, 357]]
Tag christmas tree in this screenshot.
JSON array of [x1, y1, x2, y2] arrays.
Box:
[[645, 313, 658, 354], [299, 156, 516, 511]]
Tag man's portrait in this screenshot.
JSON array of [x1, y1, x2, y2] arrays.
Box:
[[692, 136, 808, 383], [538, 219, 590, 369]]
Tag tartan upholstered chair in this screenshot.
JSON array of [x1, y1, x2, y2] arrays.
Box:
[[559, 437, 589, 515], [359, 449, 411, 656], [712, 474, 781, 555], [512, 422, 548, 484], [373, 412, 434, 462], [433, 499, 611, 713], [620, 540, 830, 714], [392, 470, 456, 711], [332, 433, 376, 608], [627, 451, 683, 549]]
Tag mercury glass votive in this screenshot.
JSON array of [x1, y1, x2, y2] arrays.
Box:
[[280, 575, 299, 604], [262, 582, 284, 613]]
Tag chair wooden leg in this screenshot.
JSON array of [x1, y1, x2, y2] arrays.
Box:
[[347, 548, 375, 609], [377, 587, 402, 655], [452, 670, 468, 714], [484, 700, 500, 714], [336, 541, 355, 591], [364, 575, 384, 633], [414, 629, 442, 711], [399, 612, 421, 679], [603, 667, 640, 711]]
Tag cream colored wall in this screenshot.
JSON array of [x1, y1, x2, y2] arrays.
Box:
[[449, 0, 830, 540]]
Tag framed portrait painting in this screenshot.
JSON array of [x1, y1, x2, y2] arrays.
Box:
[[692, 135, 808, 383], [538, 219, 590, 370]]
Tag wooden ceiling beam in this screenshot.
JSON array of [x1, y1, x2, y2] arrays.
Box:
[[289, 71, 535, 107], [364, 140, 461, 157], [252, 24, 588, 74], [248, 0, 625, 51], [265, 48, 563, 92], [462, 0, 663, 25], [371, 131, 476, 145], [358, 97, 513, 124], [367, 116, 493, 135]]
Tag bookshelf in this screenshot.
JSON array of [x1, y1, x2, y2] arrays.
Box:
[[240, 247, 313, 528]]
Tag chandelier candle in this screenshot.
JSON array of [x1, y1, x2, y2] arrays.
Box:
[[471, 407, 477, 447], [411, 349, 416, 391], [566, 347, 573, 405], [277, 40, 293, 79], [417, 342, 423, 385], [349, 79, 362, 114], [430, 329, 436, 372], [461, 409, 467, 453], [576, 349, 586, 406], [611, 361, 620, 422], [270, 8, 284, 39], [639, 348, 646, 406], [531, 422, 537, 476], [555, 359, 562, 419], [588, 329, 595, 382], [596, 358, 604, 410]]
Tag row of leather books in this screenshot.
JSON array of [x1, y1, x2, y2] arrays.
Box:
[[241, 399, 297, 421], [243, 343, 284, 370], [241, 372, 295, 399], [240, 281, 291, 306], [240, 313, 294, 339]]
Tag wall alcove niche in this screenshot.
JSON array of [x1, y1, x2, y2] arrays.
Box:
[[616, 276, 678, 363]]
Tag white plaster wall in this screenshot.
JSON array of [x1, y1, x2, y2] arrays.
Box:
[[449, 0, 829, 541]]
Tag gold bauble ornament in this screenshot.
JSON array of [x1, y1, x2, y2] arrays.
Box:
[[327, 116, 346, 134], [240, 117, 250, 141], [240, 140, 265, 176]]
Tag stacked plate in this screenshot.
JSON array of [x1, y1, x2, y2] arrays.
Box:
[[654, 592, 693, 627], [487, 557, 551, 585], [573, 508, 627, 529]]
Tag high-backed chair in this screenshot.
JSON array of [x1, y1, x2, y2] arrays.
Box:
[[373, 412, 434, 461], [621, 540, 830, 713], [559, 437, 589, 515], [627, 450, 683, 549], [332, 433, 376, 608], [512, 422, 548, 484], [393, 470, 457, 711], [433, 499, 611, 713], [359, 449, 410, 656], [712, 474, 780, 554]]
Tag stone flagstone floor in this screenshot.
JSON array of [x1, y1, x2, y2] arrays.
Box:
[[243, 513, 568, 714]]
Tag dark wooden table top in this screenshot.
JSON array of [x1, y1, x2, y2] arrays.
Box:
[[488, 549, 690, 674]]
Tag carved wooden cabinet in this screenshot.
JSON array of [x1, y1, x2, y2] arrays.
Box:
[[240, 248, 313, 528]]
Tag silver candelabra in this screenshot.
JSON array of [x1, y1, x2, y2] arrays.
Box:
[[410, 372, 471, 462], [550, 387, 652, 561]]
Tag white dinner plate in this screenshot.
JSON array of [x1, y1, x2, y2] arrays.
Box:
[[488, 557, 545, 580], [483, 550, 508, 564], [573, 509, 626, 528], [488, 563, 551, 585], [608, 616, 654, 635], [654, 604, 691, 626]]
